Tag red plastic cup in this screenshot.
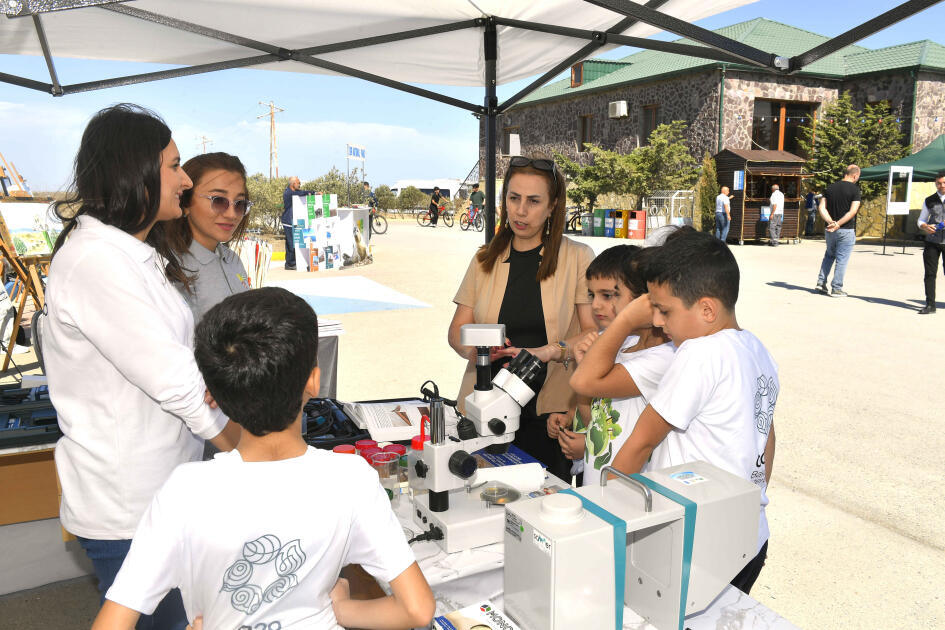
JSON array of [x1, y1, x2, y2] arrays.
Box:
[[355, 439, 378, 454], [360, 446, 382, 462], [332, 444, 356, 455], [384, 444, 407, 456]]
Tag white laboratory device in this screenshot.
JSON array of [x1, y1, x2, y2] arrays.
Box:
[[503, 461, 760, 630], [412, 323, 545, 553]]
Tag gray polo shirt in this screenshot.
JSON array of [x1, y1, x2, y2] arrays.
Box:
[[175, 240, 250, 323]]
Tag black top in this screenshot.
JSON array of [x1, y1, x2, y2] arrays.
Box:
[[495, 244, 547, 390], [430, 192, 442, 211], [823, 180, 861, 230]]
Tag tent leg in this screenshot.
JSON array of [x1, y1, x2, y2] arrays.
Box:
[[484, 19, 497, 245], [876, 210, 894, 256]]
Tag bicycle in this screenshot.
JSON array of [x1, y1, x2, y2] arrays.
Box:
[[369, 206, 388, 234], [460, 206, 484, 232], [565, 207, 584, 233], [416, 205, 453, 228]]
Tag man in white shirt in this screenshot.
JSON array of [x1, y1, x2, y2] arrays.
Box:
[[715, 186, 732, 242], [768, 184, 785, 247], [917, 171, 945, 314]]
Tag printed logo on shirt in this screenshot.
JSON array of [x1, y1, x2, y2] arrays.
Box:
[[753, 375, 778, 436], [221, 534, 307, 615], [585, 398, 621, 470]]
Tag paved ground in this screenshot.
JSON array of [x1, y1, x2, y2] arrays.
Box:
[[2, 216, 942, 628]]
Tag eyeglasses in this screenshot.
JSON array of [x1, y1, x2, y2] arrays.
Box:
[[200, 195, 253, 215], [508, 156, 558, 186]]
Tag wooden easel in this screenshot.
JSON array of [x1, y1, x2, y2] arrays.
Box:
[[0, 210, 49, 372]]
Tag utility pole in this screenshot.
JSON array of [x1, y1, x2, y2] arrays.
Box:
[[197, 135, 213, 154], [258, 101, 285, 179]]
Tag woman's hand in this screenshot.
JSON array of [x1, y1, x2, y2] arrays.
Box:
[[558, 428, 586, 460], [546, 412, 569, 439], [186, 617, 203, 630], [330, 577, 351, 607], [525, 343, 559, 364]]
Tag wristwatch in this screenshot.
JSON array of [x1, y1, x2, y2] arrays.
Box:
[[557, 340, 571, 370]]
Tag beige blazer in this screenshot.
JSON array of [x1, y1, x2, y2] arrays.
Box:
[[453, 236, 594, 415]]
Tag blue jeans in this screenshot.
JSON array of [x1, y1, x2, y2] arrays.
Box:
[[77, 537, 188, 630], [715, 213, 730, 242], [282, 225, 296, 267], [817, 229, 856, 290]]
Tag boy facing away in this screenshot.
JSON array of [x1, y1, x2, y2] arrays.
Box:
[[92, 287, 434, 630], [611, 230, 778, 594]]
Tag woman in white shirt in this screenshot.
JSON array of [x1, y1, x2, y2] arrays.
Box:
[[43, 104, 240, 629]]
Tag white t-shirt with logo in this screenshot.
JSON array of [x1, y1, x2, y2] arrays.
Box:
[[106, 447, 415, 629], [583, 341, 675, 486], [648, 329, 778, 553]]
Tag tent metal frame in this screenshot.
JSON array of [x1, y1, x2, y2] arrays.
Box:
[[3, 0, 941, 243]]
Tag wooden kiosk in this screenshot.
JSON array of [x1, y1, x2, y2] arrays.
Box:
[[714, 149, 805, 245]]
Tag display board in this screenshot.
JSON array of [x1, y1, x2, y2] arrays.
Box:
[[291, 194, 354, 272]]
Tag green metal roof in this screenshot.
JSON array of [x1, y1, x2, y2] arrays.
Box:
[[517, 18, 945, 107]]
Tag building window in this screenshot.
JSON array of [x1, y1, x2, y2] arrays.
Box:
[[642, 105, 660, 144], [502, 127, 520, 156], [577, 115, 593, 151], [571, 63, 583, 88], [751, 100, 816, 157]]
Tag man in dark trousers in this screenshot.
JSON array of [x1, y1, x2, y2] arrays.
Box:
[[815, 165, 861, 297], [282, 176, 315, 270], [429, 186, 442, 227], [917, 171, 945, 314]]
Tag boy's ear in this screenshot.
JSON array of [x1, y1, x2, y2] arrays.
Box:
[[303, 366, 321, 399], [697, 296, 722, 324]]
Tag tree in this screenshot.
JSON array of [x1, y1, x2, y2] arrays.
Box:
[[798, 91, 908, 200], [246, 173, 288, 230], [694, 152, 720, 232], [302, 166, 366, 205], [375, 184, 396, 210], [555, 145, 633, 211], [397, 185, 425, 211], [626, 121, 699, 204]]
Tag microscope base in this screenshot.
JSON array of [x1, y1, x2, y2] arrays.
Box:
[[413, 490, 507, 553]]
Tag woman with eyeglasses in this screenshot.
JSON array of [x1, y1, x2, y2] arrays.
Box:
[[43, 104, 240, 629], [166, 152, 253, 321], [448, 156, 596, 481]]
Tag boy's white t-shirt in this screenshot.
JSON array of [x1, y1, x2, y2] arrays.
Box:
[[106, 447, 416, 629], [583, 341, 675, 486], [648, 329, 779, 553]]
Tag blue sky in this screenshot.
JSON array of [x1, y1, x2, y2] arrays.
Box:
[[2, 0, 944, 192]]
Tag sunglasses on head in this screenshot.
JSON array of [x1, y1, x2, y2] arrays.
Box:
[[509, 156, 558, 186], [200, 195, 253, 215]]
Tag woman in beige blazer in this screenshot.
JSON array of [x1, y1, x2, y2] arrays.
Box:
[[448, 157, 596, 480]]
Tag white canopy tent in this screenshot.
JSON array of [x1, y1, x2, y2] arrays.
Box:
[[2, 0, 941, 241]]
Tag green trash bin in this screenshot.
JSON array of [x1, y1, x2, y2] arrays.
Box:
[[593, 208, 605, 237]]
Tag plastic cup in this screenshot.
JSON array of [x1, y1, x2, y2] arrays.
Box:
[[355, 439, 377, 454], [360, 446, 382, 463], [370, 451, 399, 479], [332, 444, 356, 455]]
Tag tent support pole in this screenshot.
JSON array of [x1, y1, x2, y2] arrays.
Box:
[[31, 14, 62, 96], [484, 19, 498, 245]]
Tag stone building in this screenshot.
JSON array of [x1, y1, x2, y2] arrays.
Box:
[[482, 18, 945, 174]]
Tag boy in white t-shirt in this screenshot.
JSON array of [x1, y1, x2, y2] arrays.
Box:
[[546, 244, 639, 481], [611, 229, 778, 595], [92, 287, 434, 630], [567, 247, 674, 486]]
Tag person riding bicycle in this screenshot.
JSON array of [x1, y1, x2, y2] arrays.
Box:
[[429, 186, 443, 227], [468, 183, 485, 223]]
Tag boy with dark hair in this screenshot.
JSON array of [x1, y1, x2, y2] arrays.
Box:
[[93, 287, 434, 630], [611, 231, 778, 595]]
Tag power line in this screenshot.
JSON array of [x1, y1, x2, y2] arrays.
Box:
[[196, 135, 213, 154], [258, 101, 285, 179]]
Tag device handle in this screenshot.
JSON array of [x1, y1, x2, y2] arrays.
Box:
[[600, 466, 652, 512]]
